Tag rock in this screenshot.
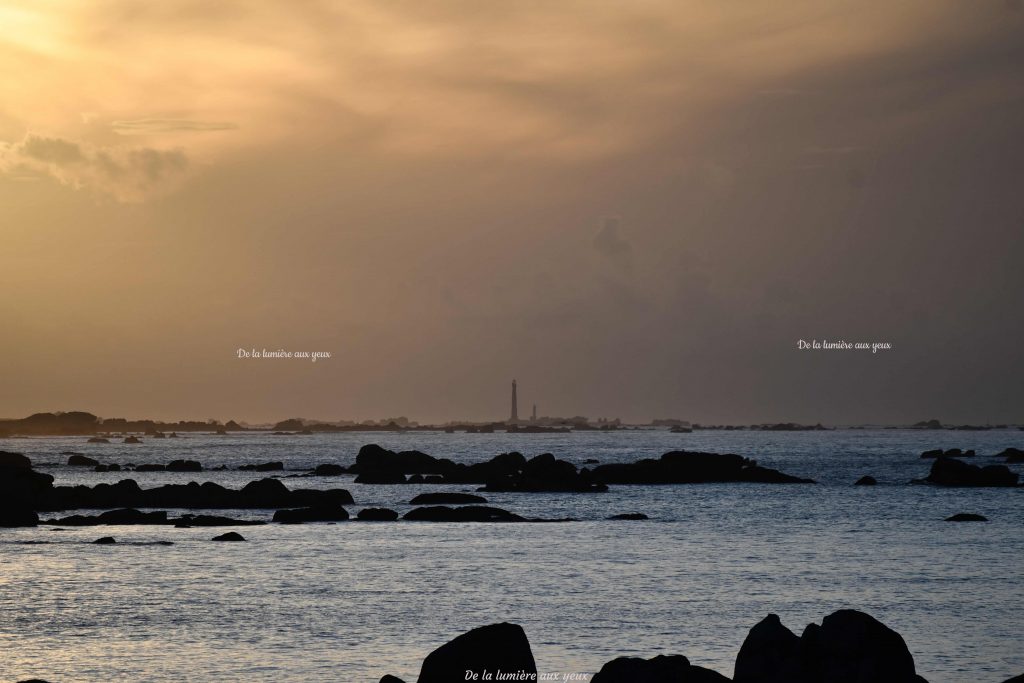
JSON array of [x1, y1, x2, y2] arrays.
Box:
[[584, 458, 600, 464], [734, 613, 801, 682], [68, 454, 99, 466], [417, 622, 536, 683], [607, 513, 649, 520], [481, 453, 609, 492], [1, 452, 53, 526], [379, 677, 406, 683], [403, 506, 524, 522], [593, 654, 730, 682], [167, 459, 202, 472], [273, 504, 350, 523], [854, 476, 877, 486], [1000, 675, 1024, 683], [924, 457, 1018, 487], [357, 507, 399, 521], [355, 443, 447, 475], [592, 451, 814, 485], [50, 509, 169, 526], [239, 461, 285, 471], [312, 463, 346, 476], [93, 536, 117, 544], [409, 492, 488, 505], [0, 450, 32, 469], [0, 508, 40, 527], [921, 448, 974, 459], [998, 447, 1024, 463], [123, 436, 142, 444], [135, 463, 166, 472], [174, 514, 265, 527], [355, 471, 408, 484], [87, 437, 110, 443], [212, 532, 245, 541], [734, 610, 924, 683], [94, 464, 122, 472], [945, 513, 988, 522]]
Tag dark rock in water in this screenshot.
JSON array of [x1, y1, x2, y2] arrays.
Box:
[[93, 536, 116, 544], [68, 454, 99, 466], [273, 504, 350, 524], [409, 492, 487, 505], [854, 476, 877, 486], [921, 448, 974, 459], [945, 513, 988, 522], [94, 464, 121, 472], [583, 458, 600, 464], [167, 459, 202, 472], [924, 457, 1018, 487], [0, 508, 40, 527], [592, 450, 815, 485], [481, 453, 608, 492], [135, 463, 166, 472], [357, 507, 399, 521], [734, 613, 801, 682], [50, 508, 169, 526], [1000, 675, 1024, 683], [123, 436, 142, 444], [735, 610, 924, 683], [417, 622, 536, 683], [212, 531, 245, 541], [87, 437, 110, 443], [175, 514, 265, 527], [0, 450, 32, 469], [356, 443, 447, 475], [593, 654, 730, 682], [403, 506, 524, 522], [998, 447, 1024, 463], [607, 513, 649, 520], [379, 676, 406, 683], [355, 471, 408, 484], [17, 679, 54, 682], [312, 463, 346, 476], [239, 461, 285, 471]]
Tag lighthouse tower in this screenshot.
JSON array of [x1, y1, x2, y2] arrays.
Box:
[[510, 379, 519, 423]]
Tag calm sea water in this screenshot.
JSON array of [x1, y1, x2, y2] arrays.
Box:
[[1, 429, 1022, 682]]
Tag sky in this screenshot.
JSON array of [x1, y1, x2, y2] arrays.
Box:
[[1, 1, 1022, 425]]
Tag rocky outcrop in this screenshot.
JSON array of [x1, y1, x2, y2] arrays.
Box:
[[45, 509, 264, 526], [854, 476, 877, 486], [87, 437, 109, 443], [998, 447, 1024, 463], [416, 623, 536, 683], [123, 436, 142, 444], [592, 654, 729, 682], [68, 454, 99, 466], [924, 457, 1018, 487], [239, 461, 284, 471], [403, 506, 524, 522], [93, 536, 116, 544], [355, 471, 408, 484], [945, 513, 987, 522], [357, 507, 399, 521], [212, 532, 245, 541], [1, 452, 51, 527], [920, 448, 974, 459], [591, 451, 814, 485], [312, 463, 347, 476], [378, 676, 406, 683], [607, 513, 648, 520], [733, 610, 927, 683], [481, 453, 608, 492], [409, 492, 488, 505], [167, 459, 202, 472], [273, 505, 350, 523]]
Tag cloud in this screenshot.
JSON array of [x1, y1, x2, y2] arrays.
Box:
[[111, 118, 238, 135], [1, 134, 188, 201]]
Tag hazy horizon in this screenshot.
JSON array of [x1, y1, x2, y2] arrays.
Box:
[[3, 1, 1023, 425]]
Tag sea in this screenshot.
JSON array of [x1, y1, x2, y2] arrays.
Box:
[[1, 429, 1022, 682]]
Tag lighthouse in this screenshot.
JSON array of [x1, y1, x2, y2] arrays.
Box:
[[510, 379, 519, 424]]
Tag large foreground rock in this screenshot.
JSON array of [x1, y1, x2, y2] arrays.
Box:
[[592, 654, 730, 682], [1, 452, 52, 526], [924, 457, 1018, 487], [416, 622, 536, 683], [591, 451, 814, 485], [733, 610, 927, 683]]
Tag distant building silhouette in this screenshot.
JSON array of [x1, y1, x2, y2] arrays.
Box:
[[531, 404, 537, 422]]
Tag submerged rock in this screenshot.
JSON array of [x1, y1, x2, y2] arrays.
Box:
[[945, 513, 988, 522], [167, 459, 202, 472], [409, 492, 487, 505], [92, 536, 117, 544], [854, 476, 877, 486], [123, 436, 142, 444], [417, 622, 536, 683], [607, 513, 649, 520], [924, 457, 1018, 487], [239, 461, 284, 471], [68, 454, 99, 467], [273, 505, 350, 524], [87, 437, 110, 443], [920, 448, 974, 459], [312, 463, 346, 476], [378, 676, 406, 683], [355, 471, 408, 484], [212, 532, 245, 541], [593, 654, 729, 682], [403, 506, 524, 522]]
